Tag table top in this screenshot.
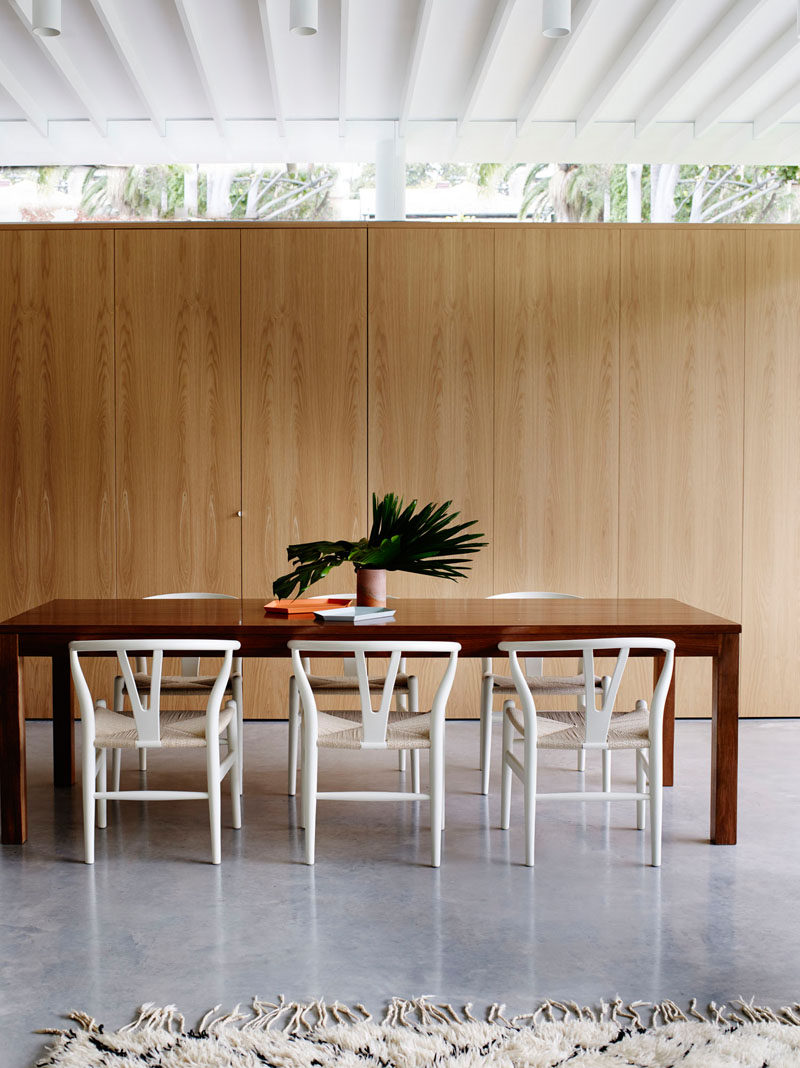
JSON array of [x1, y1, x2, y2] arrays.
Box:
[[0, 597, 740, 658]]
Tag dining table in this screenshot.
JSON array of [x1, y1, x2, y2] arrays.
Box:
[[0, 596, 741, 846]]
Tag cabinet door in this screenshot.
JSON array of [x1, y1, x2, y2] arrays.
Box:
[[620, 229, 745, 716], [0, 230, 115, 717], [115, 229, 241, 598], [242, 228, 367, 718], [743, 231, 800, 717], [369, 228, 494, 717]]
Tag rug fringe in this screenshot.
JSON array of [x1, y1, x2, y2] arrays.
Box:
[[38, 994, 800, 1040]]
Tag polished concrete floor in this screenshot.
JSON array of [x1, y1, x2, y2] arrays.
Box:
[[3, 718, 799, 1066]]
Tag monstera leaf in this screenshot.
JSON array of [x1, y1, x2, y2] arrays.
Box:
[[272, 493, 487, 599]]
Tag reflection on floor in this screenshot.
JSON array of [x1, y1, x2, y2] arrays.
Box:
[[2, 719, 797, 1067]]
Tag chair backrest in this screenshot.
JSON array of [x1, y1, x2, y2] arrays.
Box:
[[489, 591, 580, 676], [70, 639, 240, 749], [498, 638, 675, 747], [289, 640, 460, 749], [144, 593, 239, 676]]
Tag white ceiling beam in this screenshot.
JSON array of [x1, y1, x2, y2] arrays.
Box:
[[517, 0, 603, 133], [575, 0, 682, 137], [173, 0, 226, 137], [635, 0, 770, 138], [696, 23, 800, 137], [339, 0, 350, 139], [754, 82, 800, 139], [9, 0, 107, 136], [87, 0, 167, 135], [399, 0, 435, 138], [256, 0, 286, 138], [0, 57, 48, 136], [457, 0, 518, 135]]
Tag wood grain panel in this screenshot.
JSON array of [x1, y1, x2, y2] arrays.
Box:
[[368, 228, 494, 717], [743, 231, 800, 717], [242, 228, 367, 718], [620, 230, 745, 717], [0, 230, 115, 718], [115, 229, 241, 598]]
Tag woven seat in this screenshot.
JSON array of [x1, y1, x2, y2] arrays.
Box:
[[95, 704, 235, 749], [315, 708, 432, 750], [490, 672, 602, 696], [506, 705, 651, 750], [130, 672, 235, 696], [305, 672, 411, 694]]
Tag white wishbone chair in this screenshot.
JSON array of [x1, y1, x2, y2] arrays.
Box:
[[480, 592, 609, 794], [289, 639, 460, 867], [287, 595, 420, 795], [499, 638, 675, 867], [70, 638, 242, 865], [112, 593, 243, 794]]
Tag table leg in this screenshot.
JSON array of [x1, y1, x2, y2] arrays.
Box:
[[711, 632, 739, 844], [0, 633, 27, 844], [655, 655, 675, 787], [52, 650, 75, 787]]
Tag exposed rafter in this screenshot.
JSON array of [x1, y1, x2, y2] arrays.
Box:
[[695, 23, 800, 137], [256, 0, 286, 138], [636, 0, 771, 139], [457, 0, 517, 135], [575, 0, 681, 137], [754, 82, 800, 139], [9, 0, 107, 136], [87, 0, 167, 135], [517, 0, 602, 133], [0, 56, 47, 136], [399, 0, 435, 138], [173, 0, 226, 137], [339, 0, 350, 139]]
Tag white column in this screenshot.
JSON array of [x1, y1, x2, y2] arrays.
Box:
[[375, 138, 406, 220]]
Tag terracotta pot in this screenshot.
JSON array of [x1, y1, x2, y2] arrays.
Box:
[[355, 568, 387, 607]]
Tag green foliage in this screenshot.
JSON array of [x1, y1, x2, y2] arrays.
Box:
[[272, 493, 487, 599]]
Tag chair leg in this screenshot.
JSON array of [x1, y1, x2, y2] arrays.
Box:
[[500, 702, 514, 830], [430, 741, 443, 868], [523, 720, 537, 868], [636, 750, 646, 830], [138, 748, 147, 772], [96, 748, 108, 829], [480, 674, 493, 795], [303, 739, 318, 865], [207, 738, 222, 865], [228, 715, 242, 830], [111, 748, 121, 792], [82, 743, 96, 864], [398, 750, 406, 772], [232, 674, 244, 796], [649, 746, 662, 867], [576, 748, 586, 772], [602, 749, 611, 793], [288, 676, 300, 796], [411, 749, 420, 794]]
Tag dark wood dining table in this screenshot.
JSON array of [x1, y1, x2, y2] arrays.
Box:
[[0, 596, 741, 846]]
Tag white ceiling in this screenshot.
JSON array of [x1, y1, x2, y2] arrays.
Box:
[[3, 0, 800, 165]]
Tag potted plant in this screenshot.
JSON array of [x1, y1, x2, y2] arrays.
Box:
[[272, 493, 487, 606]]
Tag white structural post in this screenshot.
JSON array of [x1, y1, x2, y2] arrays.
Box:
[[375, 137, 406, 220]]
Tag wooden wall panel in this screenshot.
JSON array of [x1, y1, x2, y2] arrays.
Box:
[[743, 231, 800, 716], [368, 228, 494, 717], [115, 230, 242, 598], [0, 230, 115, 717], [620, 230, 745, 717], [242, 229, 367, 719], [494, 228, 619, 597]]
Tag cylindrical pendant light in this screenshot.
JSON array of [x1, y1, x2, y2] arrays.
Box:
[[290, 0, 318, 35], [542, 0, 571, 38], [32, 0, 61, 36]]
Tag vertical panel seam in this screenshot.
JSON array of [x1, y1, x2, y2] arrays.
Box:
[[617, 226, 621, 602], [239, 228, 244, 600], [740, 230, 747, 641], [366, 227, 370, 521], [491, 227, 496, 597], [113, 229, 118, 598]]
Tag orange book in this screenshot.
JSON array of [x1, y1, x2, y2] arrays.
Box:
[[264, 597, 352, 615]]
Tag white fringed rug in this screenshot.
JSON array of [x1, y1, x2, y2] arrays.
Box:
[[36, 996, 800, 1068]]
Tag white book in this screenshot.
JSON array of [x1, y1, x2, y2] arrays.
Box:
[[313, 606, 396, 623]]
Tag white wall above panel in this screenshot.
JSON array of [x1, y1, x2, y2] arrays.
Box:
[[1, 0, 800, 164]]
